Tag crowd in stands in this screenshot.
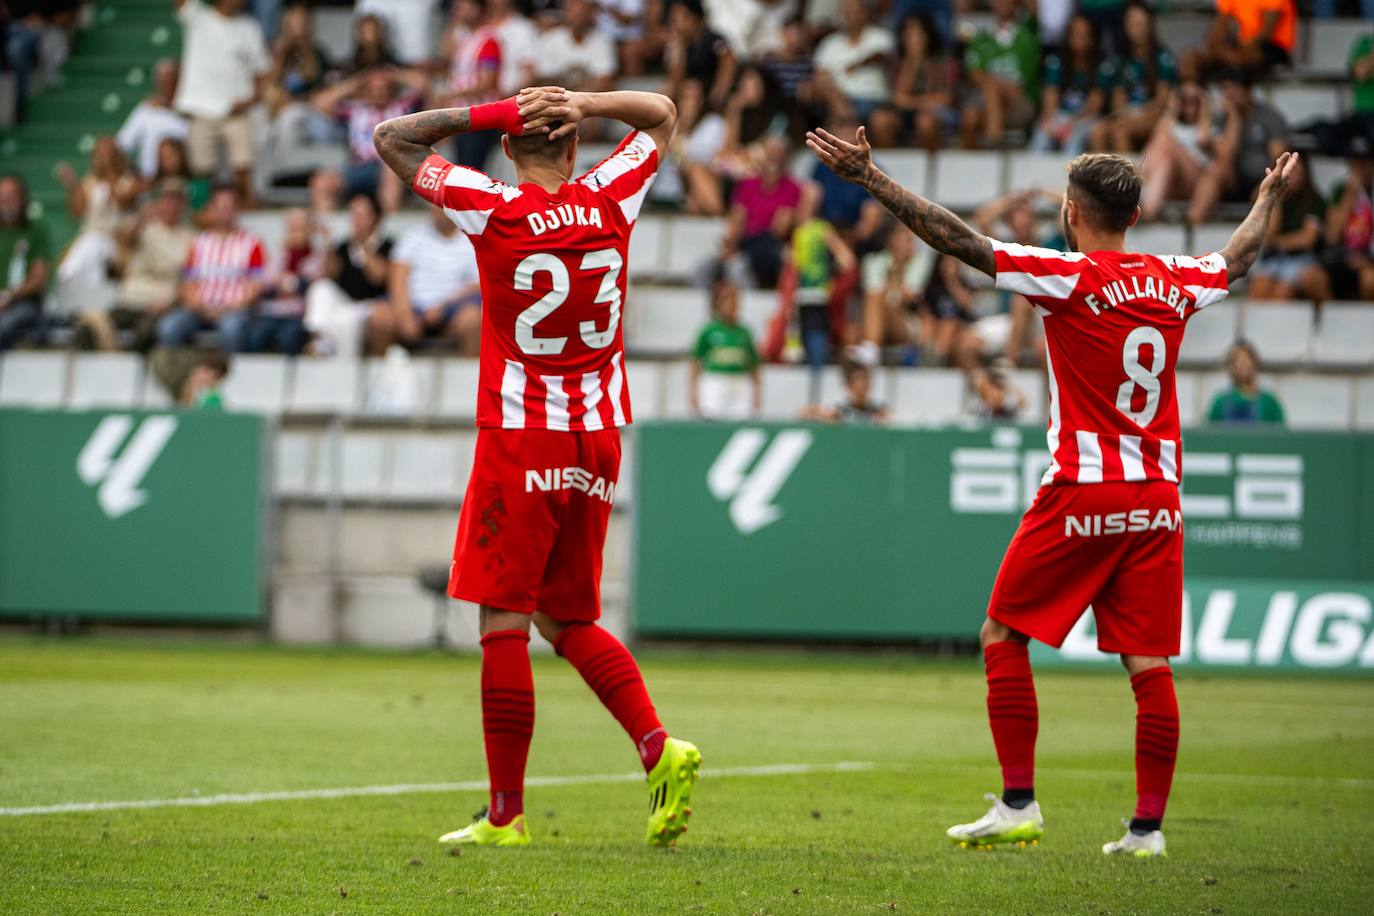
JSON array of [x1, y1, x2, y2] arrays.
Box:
[[0, 0, 1370, 422]]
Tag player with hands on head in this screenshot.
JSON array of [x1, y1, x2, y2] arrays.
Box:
[[373, 87, 699, 850], [808, 122, 1296, 857]]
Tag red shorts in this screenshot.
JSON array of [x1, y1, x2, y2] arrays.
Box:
[[987, 480, 1184, 657], [448, 427, 621, 622]]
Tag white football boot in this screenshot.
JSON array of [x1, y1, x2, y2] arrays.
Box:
[[947, 793, 1045, 849], [1103, 820, 1167, 858]]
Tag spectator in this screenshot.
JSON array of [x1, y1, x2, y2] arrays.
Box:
[[173, 0, 270, 208], [812, 0, 896, 131], [891, 13, 957, 152], [534, 0, 616, 93], [487, 0, 538, 97], [309, 68, 426, 214], [722, 66, 785, 154], [760, 17, 818, 143], [663, 0, 737, 110], [4, 0, 79, 123], [1185, 69, 1288, 225], [923, 253, 976, 364], [669, 80, 729, 215], [690, 279, 761, 420], [852, 224, 932, 367], [723, 136, 802, 288], [76, 179, 194, 352], [381, 206, 482, 354], [1076, 0, 1127, 56], [1090, 2, 1177, 153], [804, 361, 889, 424], [1183, 0, 1296, 82], [1030, 13, 1108, 155], [247, 208, 320, 355], [1323, 141, 1374, 301], [355, 0, 439, 67], [305, 193, 393, 357], [598, 0, 659, 77], [1207, 340, 1284, 425], [152, 137, 211, 215], [960, 0, 1039, 149], [176, 350, 230, 408], [344, 13, 400, 74], [54, 137, 141, 292], [786, 208, 856, 372], [157, 184, 266, 352], [971, 365, 1027, 421], [1138, 81, 1218, 222], [0, 175, 50, 350], [957, 188, 1063, 369], [444, 0, 504, 169], [116, 59, 189, 181], [265, 2, 331, 110], [1311, 29, 1374, 157], [1250, 153, 1331, 304]]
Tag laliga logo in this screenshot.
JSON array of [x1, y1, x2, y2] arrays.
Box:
[[76, 415, 178, 519], [707, 429, 813, 535]]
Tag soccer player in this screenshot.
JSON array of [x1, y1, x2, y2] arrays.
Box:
[[806, 126, 1296, 857], [373, 87, 700, 848]]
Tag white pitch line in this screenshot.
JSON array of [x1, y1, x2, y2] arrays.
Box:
[[0, 761, 877, 818]]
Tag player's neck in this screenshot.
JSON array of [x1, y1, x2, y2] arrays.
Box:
[[1074, 229, 1127, 255], [515, 165, 572, 194]]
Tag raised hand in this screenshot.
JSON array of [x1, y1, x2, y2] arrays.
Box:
[[1256, 151, 1299, 201], [805, 126, 874, 185]]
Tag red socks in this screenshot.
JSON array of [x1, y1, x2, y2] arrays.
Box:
[[480, 630, 534, 826], [554, 623, 666, 771], [1131, 666, 1179, 826], [984, 640, 1038, 795]]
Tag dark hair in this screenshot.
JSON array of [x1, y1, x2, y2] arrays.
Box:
[[209, 182, 240, 201], [899, 11, 944, 56], [1064, 13, 1102, 79], [1066, 153, 1141, 232], [507, 128, 577, 163], [670, 0, 705, 20], [348, 192, 380, 215], [842, 360, 871, 383], [194, 351, 231, 379], [1122, 1, 1161, 91]]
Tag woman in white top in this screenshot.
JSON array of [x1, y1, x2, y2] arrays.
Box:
[[55, 137, 143, 298]]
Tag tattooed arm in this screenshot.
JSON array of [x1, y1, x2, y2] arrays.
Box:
[[805, 126, 995, 277], [1219, 151, 1298, 282], [373, 108, 473, 188]]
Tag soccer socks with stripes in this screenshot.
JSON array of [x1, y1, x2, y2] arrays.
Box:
[[1130, 666, 1179, 833], [480, 629, 534, 827], [554, 623, 666, 772], [984, 640, 1038, 806]]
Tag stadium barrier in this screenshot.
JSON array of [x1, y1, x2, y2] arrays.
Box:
[[633, 422, 1374, 673], [0, 409, 268, 623]]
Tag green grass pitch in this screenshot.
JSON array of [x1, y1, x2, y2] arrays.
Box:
[[2, 638, 1372, 914]]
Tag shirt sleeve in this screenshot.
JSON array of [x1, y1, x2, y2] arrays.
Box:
[[1159, 251, 1229, 310], [988, 238, 1090, 309], [411, 153, 511, 237], [576, 129, 661, 225]]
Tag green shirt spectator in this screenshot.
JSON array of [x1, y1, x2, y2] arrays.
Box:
[[963, 18, 1041, 101], [1352, 34, 1374, 115], [1207, 388, 1284, 425], [0, 175, 52, 351], [1207, 341, 1284, 426], [694, 319, 758, 375]]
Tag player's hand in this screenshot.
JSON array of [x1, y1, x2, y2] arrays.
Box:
[[1257, 151, 1299, 201], [805, 126, 874, 186], [518, 86, 586, 140]]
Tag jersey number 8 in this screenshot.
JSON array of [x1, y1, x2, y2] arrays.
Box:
[[1116, 325, 1167, 426], [514, 249, 623, 355]]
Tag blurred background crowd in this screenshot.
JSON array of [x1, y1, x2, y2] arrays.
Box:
[[0, 0, 1370, 423]]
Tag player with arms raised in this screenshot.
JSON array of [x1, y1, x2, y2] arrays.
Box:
[[807, 126, 1296, 857], [374, 88, 700, 848]]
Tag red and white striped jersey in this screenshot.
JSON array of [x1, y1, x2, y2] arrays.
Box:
[[183, 228, 267, 313], [412, 130, 660, 431], [989, 240, 1229, 487]]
